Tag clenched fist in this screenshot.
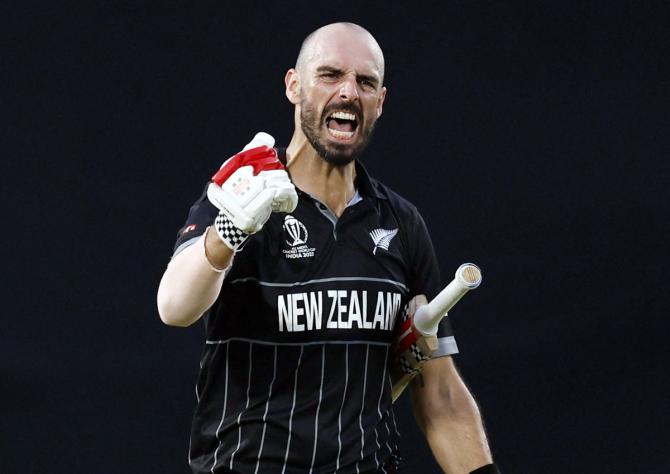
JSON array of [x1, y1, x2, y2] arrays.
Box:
[[206, 132, 298, 250]]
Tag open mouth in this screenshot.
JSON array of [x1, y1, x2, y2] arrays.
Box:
[[325, 110, 359, 140]]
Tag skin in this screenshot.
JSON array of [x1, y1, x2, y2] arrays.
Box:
[[284, 23, 386, 217], [411, 357, 494, 473], [157, 22, 494, 473]]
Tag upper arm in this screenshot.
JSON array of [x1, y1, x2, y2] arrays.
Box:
[[172, 184, 219, 256], [157, 184, 223, 326]]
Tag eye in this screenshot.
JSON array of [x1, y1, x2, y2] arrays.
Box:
[[359, 78, 376, 90]]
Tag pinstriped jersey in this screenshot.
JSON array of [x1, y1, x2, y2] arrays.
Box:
[[172, 152, 458, 474]]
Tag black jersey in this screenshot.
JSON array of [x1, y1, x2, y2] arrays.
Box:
[[172, 152, 458, 474]]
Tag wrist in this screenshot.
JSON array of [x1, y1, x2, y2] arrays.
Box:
[[203, 225, 235, 271], [213, 212, 251, 251]]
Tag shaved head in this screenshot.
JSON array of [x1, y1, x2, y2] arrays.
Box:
[[295, 22, 385, 84], [285, 22, 387, 165]]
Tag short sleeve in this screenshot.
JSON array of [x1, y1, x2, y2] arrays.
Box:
[[434, 316, 459, 356], [406, 209, 459, 357], [172, 184, 219, 256], [406, 210, 441, 300]]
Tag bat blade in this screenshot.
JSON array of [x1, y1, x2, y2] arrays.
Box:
[[390, 326, 438, 402]]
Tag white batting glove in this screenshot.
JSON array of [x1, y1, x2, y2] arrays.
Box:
[[206, 132, 298, 250]]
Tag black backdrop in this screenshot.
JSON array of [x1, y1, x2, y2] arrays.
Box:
[[4, 2, 669, 473]]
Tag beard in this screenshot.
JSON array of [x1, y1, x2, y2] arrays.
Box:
[[300, 100, 376, 166]]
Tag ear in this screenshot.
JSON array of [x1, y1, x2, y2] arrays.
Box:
[[376, 86, 387, 118], [285, 68, 301, 104]]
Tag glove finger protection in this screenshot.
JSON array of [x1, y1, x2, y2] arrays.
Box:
[[261, 169, 299, 213], [242, 131, 274, 151], [243, 187, 276, 233], [206, 132, 297, 251]]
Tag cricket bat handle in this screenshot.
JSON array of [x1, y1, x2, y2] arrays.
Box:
[[413, 263, 482, 336]]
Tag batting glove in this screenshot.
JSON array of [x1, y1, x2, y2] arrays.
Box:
[[207, 132, 298, 250]]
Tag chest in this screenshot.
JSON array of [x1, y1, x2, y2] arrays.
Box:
[[213, 199, 411, 343]]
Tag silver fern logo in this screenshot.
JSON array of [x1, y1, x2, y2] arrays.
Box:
[[369, 228, 398, 255]]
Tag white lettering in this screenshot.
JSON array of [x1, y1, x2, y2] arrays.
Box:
[[277, 289, 401, 333], [278, 294, 292, 332], [337, 290, 349, 329], [373, 291, 385, 329], [327, 290, 338, 329], [362, 291, 367, 325], [389, 293, 401, 330], [385, 292, 395, 330], [292, 293, 305, 332], [305, 291, 323, 330], [349, 290, 364, 329]]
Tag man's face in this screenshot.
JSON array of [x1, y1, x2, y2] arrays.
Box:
[[297, 32, 386, 166]]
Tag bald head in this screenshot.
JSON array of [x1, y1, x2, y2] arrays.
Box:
[[284, 22, 387, 166], [295, 22, 385, 84]]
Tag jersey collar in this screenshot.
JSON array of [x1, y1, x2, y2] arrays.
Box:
[[277, 147, 387, 201]]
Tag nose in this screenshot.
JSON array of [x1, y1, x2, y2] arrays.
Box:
[[339, 75, 359, 102]]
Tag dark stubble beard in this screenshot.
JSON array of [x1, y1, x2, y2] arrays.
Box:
[[300, 100, 376, 167]]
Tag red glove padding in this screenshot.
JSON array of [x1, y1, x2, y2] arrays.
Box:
[[206, 133, 298, 240]]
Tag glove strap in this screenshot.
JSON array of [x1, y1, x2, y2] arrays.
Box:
[[213, 212, 250, 251]]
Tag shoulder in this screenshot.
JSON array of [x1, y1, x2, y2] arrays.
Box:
[[365, 174, 436, 259], [368, 175, 425, 223]]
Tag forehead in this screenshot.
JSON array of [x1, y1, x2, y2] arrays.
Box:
[[304, 30, 384, 79]]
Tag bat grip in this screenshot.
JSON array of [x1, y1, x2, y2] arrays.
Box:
[[413, 263, 482, 336]]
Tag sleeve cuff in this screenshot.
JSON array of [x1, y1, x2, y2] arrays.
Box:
[[172, 236, 201, 257], [432, 336, 459, 358]]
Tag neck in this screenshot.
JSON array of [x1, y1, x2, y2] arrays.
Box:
[[285, 129, 357, 218]]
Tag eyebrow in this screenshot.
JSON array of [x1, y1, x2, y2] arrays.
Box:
[[315, 66, 380, 86]]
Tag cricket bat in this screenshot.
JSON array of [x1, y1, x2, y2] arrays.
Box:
[[390, 263, 482, 402]]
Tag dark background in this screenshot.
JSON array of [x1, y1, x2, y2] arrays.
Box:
[[3, 1, 668, 473]]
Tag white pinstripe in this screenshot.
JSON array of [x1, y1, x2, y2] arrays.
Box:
[[191, 348, 213, 467], [335, 344, 350, 472], [211, 342, 230, 473], [195, 350, 203, 402], [390, 407, 400, 454], [254, 345, 278, 474], [281, 346, 304, 474], [383, 373, 394, 456], [386, 372, 401, 439], [308, 345, 326, 474], [383, 417, 393, 456], [188, 434, 193, 467], [373, 345, 389, 470], [355, 345, 370, 474], [390, 407, 400, 438], [230, 275, 409, 293], [206, 337, 390, 348], [229, 342, 253, 470]]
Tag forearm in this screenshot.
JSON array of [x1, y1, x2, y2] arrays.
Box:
[[418, 391, 491, 473], [157, 132, 297, 327], [157, 227, 233, 327], [411, 357, 493, 474]]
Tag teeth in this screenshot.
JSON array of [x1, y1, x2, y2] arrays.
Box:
[[327, 128, 354, 139], [330, 111, 357, 121]]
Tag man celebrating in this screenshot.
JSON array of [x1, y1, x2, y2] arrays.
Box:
[[158, 22, 498, 474]]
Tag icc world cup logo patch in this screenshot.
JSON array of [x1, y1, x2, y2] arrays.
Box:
[[283, 215, 308, 246], [282, 215, 315, 259]]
